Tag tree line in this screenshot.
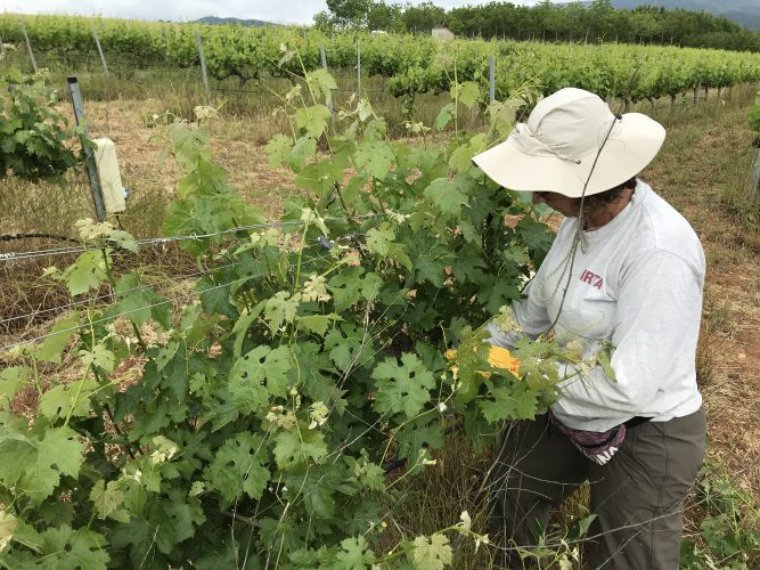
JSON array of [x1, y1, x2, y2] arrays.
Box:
[[315, 0, 760, 53]]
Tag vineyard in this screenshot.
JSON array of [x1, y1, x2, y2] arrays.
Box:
[[3, 14, 760, 104], [2, 11, 760, 570]]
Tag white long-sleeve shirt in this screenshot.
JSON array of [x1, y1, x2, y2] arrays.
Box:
[[512, 180, 705, 431]]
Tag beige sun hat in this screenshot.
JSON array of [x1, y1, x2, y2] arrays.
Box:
[[472, 87, 666, 198]]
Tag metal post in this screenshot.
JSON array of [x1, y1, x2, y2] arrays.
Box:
[[319, 45, 335, 129], [21, 24, 37, 73], [749, 148, 760, 206], [67, 77, 106, 222], [196, 32, 211, 103], [357, 42, 361, 95], [92, 29, 109, 75], [489, 56, 496, 103]]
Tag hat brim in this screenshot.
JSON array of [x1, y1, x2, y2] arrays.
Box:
[[472, 113, 666, 198]]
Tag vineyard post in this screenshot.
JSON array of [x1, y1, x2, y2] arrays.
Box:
[[196, 32, 211, 104], [92, 29, 109, 75], [750, 149, 760, 205], [489, 55, 496, 103], [67, 77, 107, 222], [357, 42, 361, 95], [319, 45, 335, 130], [20, 23, 37, 73]]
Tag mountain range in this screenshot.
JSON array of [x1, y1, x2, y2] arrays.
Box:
[[194, 16, 271, 27], [571, 0, 760, 31]]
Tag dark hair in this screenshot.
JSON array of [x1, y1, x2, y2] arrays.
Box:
[[580, 176, 637, 218]]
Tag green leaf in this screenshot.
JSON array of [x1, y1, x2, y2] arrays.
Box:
[[479, 384, 539, 424], [295, 105, 332, 138], [452, 81, 480, 109], [265, 133, 293, 167], [434, 103, 455, 131], [38, 525, 109, 569], [0, 367, 28, 408], [412, 533, 453, 570], [0, 425, 85, 504], [365, 225, 394, 257], [289, 136, 317, 171], [108, 229, 138, 253], [274, 429, 327, 470], [79, 343, 115, 373], [423, 178, 469, 217], [90, 480, 129, 523], [298, 314, 339, 337], [264, 291, 300, 335], [60, 249, 109, 296], [396, 417, 444, 465], [38, 378, 98, 421], [228, 345, 292, 414], [306, 69, 338, 103], [112, 272, 171, 329], [335, 536, 376, 569], [205, 432, 270, 505], [371, 353, 435, 419], [33, 313, 80, 364], [328, 269, 382, 313], [354, 140, 394, 179], [448, 133, 487, 173]]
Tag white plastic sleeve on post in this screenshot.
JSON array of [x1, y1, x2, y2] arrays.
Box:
[[93, 138, 126, 214]]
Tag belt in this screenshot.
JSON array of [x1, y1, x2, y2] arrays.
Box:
[[624, 416, 652, 429]]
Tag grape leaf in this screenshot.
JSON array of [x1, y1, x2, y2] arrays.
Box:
[[354, 140, 394, 179], [0, 367, 28, 408], [205, 432, 270, 505], [112, 272, 171, 329], [335, 536, 376, 569], [295, 105, 332, 138], [423, 178, 469, 217], [265, 133, 293, 167], [264, 291, 300, 335], [60, 250, 109, 296], [274, 429, 327, 470], [33, 313, 80, 364], [412, 533, 452, 570], [228, 345, 292, 414], [371, 353, 435, 419], [38, 525, 109, 569], [90, 480, 130, 523], [0, 426, 85, 505], [38, 378, 98, 421], [366, 225, 394, 257], [479, 384, 539, 423]]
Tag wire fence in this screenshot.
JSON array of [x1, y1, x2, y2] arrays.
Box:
[[0, 214, 379, 344]]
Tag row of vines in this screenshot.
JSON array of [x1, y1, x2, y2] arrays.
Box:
[[3, 14, 760, 103]]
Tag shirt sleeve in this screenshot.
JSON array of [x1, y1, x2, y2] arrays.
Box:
[[552, 249, 704, 429], [511, 268, 554, 336]]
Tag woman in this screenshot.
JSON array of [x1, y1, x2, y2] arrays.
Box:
[[472, 88, 706, 569]]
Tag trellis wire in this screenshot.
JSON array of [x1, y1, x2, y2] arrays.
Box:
[[0, 214, 382, 263]]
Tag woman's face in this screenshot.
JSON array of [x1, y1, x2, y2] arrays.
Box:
[[531, 191, 580, 218]]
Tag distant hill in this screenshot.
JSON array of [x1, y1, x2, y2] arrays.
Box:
[[194, 16, 273, 27], [570, 0, 760, 31]]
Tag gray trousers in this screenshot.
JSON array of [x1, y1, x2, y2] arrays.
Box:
[[489, 408, 706, 569]]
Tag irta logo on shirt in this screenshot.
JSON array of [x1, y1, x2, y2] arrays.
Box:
[[580, 269, 603, 290]]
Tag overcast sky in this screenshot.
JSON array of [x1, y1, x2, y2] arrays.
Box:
[[1, 0, 541, 26]]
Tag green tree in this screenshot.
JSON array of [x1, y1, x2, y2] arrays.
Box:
[[402, 1, 446, 34], [326, 0, 372, 29]]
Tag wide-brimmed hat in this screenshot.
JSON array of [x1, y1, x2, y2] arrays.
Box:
[[472, 87, 666, 198]]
